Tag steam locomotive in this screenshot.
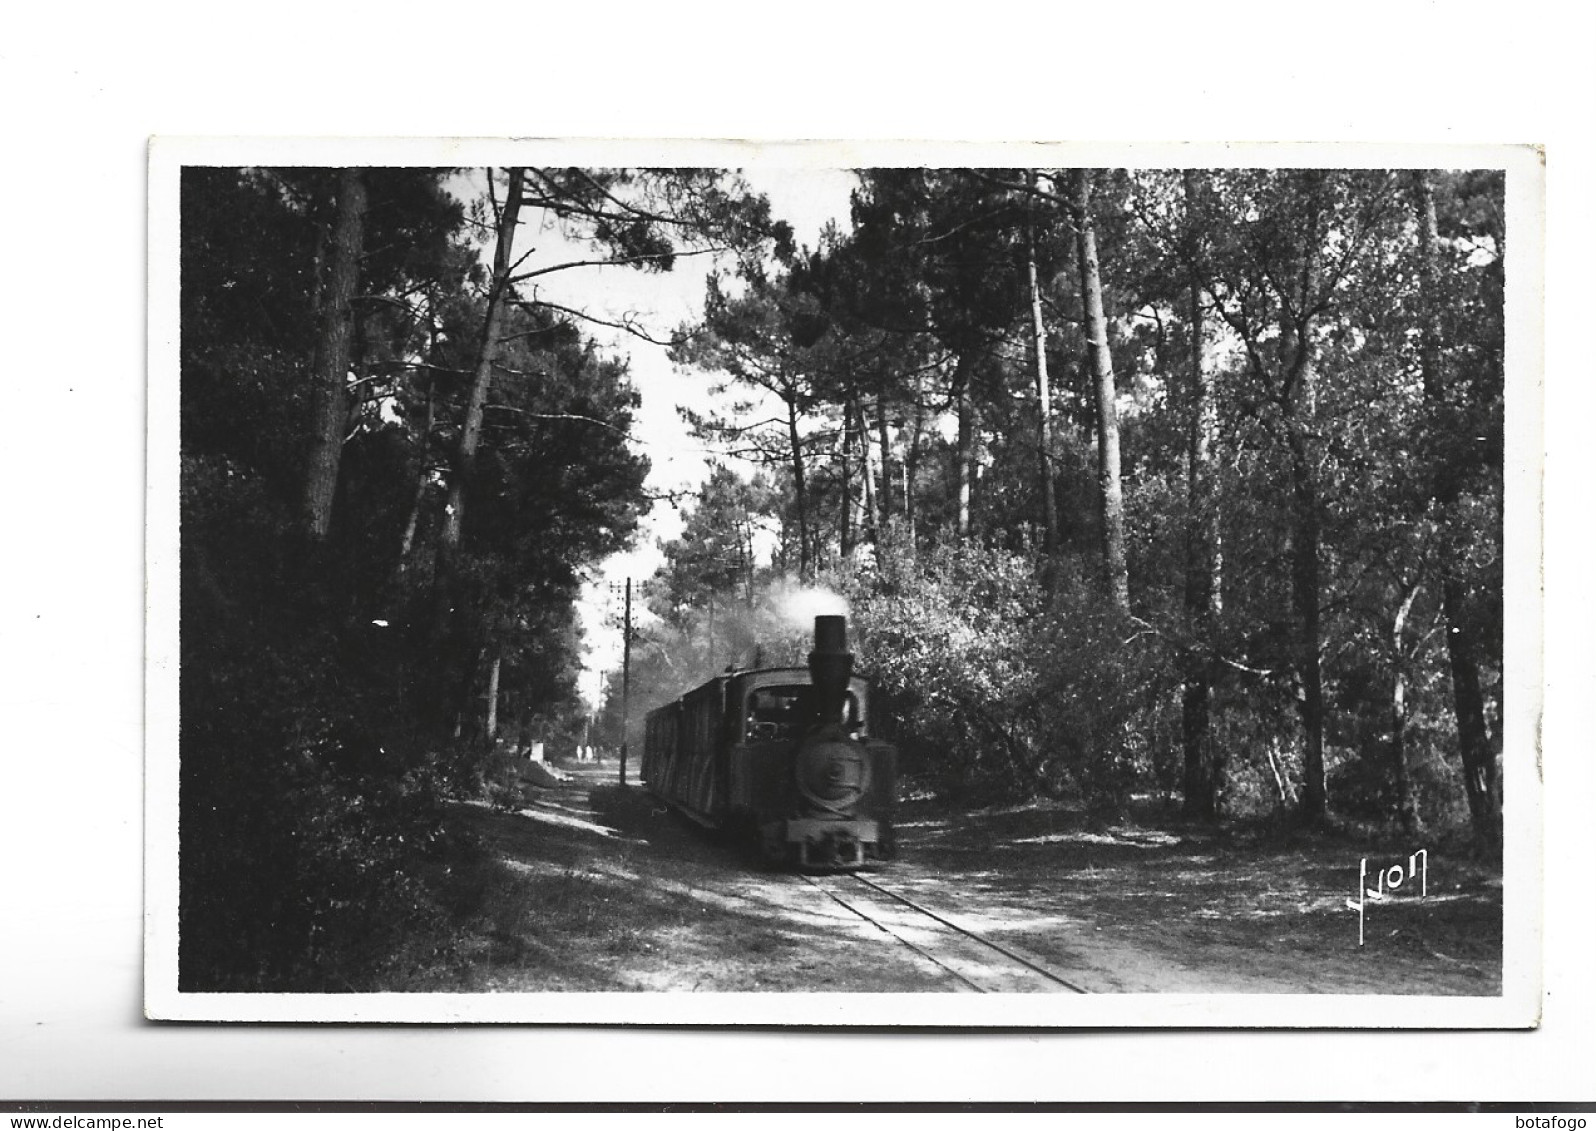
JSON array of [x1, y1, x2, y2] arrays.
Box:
[[641, 615, 897, 869]]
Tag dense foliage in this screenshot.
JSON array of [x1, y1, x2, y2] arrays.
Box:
[[630, 167, 1503, 846], [178, 166, 776, 988]]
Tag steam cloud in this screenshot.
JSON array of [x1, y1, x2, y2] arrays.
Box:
[[769, 579, 850, 634], [604, 576, 854, 736]]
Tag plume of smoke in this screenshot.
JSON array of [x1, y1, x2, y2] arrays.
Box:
[[648, 575, 851, 671], [606, 575, 854, 745], [766, 577, 850, 636]]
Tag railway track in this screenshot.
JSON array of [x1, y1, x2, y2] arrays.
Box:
[[800, 871, 1090, 994]]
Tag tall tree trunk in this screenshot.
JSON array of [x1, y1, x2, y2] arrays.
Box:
[[953, 352, 976, 538], [1181, 172, 1224, 820], [485, 652, 501, 743], [432, 168, 523, 735], [302, 168, 367, 540], [1070, 169, 1129, 613], [1180, 677, 1217, 822], [1390, 583, 1421, 836], [343, 307, 373, 437], [1285, 174, 1328, 824], [904, 395, 925, 548], [1026, 215, 1061, 559], [856, 398, 879, 548], [839, 401, 855, 560], [1414, 170, 1500, 851], [1282, 305, 1327, 822], [874, 396, 893, 526], [1265, 737, 1297, 808], [398, 371, 436, 567], [443, 167, 524, 550], [1289, 421, 1327, 823], [1442, 579, 1496, 842]]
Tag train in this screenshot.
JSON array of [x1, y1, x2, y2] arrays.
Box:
[[641, 614, 897, 869]]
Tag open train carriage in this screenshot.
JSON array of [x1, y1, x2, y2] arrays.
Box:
[[642, 616, 896, 869]]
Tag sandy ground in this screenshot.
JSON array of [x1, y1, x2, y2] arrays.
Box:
[[436, 760, 1502, 996]]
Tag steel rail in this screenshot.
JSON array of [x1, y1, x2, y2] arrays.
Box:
[[799, 874, 987, 993], [845, 872, 1091, 995]]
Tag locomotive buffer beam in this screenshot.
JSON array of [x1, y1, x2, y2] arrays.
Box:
[[783, 818, 880, 869]]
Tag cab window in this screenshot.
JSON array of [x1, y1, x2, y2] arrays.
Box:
[[744, 685, 860, 742]]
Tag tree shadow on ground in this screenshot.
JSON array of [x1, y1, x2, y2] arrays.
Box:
[[889, 796, 1504, 992]]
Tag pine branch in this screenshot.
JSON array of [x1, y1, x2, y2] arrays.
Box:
[[483, 404, 634, 438], [496, 325, 562, 345], [479, 403, 780, 459], [366, 360, 473, 377], [962, 168, 1073, 209], [522, 168, 730, 235], [508, 244, 729, 285], [514, 296, 686, 348], [569, 168, 717, 230]]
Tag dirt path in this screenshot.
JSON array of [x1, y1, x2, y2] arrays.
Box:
[[438, 762, 1502, 996]]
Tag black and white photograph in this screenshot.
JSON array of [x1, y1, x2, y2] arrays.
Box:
[[145, 141, 1541, 1026], [4, 0, 1593, 1108]]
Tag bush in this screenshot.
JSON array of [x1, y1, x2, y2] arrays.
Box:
[[845, 539, 1045, 802], [179, 462, 468, 990], [844, 541, 1179, 812], [1028, 584, 1183, 812], [178, 600, 461, 990]]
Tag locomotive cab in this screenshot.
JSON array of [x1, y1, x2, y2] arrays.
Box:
[[743, 684, 862, 743]]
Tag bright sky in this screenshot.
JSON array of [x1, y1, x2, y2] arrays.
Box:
[[462, 167, 860, 708]]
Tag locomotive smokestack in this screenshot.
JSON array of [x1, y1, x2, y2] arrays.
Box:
[[809, 615, 853, 730]]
